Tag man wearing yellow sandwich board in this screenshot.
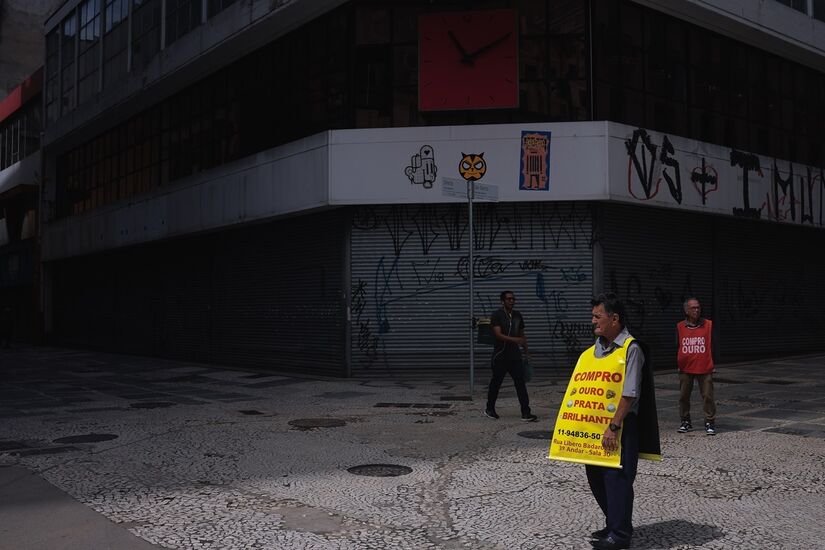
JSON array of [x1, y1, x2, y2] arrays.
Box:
[[549, 293, 661, 550]]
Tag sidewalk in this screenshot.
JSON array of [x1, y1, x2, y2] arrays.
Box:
[[1, 346, 825, 549]]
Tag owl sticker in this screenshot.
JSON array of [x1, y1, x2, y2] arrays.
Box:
[[459, 152, 487, 181]]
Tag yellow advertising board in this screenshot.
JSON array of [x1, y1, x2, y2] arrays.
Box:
[[548, 344, 628, 468]]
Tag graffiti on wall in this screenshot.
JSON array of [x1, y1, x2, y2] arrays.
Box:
[[624, 127, 825, 227], [350, 204, 594, 370]]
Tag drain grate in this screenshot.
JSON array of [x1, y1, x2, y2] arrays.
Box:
[[130, 402, 176, 409], [288, 418, 346, 429], [518, 430, 553, 440], [439, 395, 473, 401], [239, 410, 264, 415], [53, 433, 119, 444], [759, 379, 796, 385], [347, 464, 412, 477]]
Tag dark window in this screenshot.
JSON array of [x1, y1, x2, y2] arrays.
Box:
[[61, 13, 77, 115], [45, 30, 60, 123], [815, 0, 825, 21], [78, 0, 102, 105], [774, 0, 808, 14], [103, 0, 129, 89], [207, 0, 237, 18], [166, 0, 203, 46], [132, 0, 162, 71], [593, 0, 825, 167]]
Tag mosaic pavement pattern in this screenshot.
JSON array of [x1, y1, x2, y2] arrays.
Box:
[[2, 348, 825, 549]]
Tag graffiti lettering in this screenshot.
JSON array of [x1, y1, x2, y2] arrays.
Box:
[[518, 259, 551, 272], [690, 158, 718, 205], [773, 160, 796, 222], [730, 149, 763, 219], [659, 135, 682, 204], [411, 258, 445, 286], [384, 207, 412, 257], [411, 205, 440, 255], [626, 128, 660, 200], [455, 256, 513, 280], [561, 266, 586, 283]]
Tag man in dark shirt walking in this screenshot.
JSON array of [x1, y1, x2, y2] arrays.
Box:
[[484, 291, 537, 421]]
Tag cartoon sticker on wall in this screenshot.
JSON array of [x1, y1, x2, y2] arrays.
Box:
[[519, 131, 551, 191], [459, 152, 487, 181], [405, 145, 437, 188]]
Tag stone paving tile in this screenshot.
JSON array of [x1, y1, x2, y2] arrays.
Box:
[[740, 408, 824, 421], [2, 348, 825, 549]]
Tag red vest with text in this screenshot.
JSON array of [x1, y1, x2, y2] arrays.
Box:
[[677, 320, 714, 374]]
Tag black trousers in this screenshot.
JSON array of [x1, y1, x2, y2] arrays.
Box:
[[584, 412, 639, 544], [486, 355, 531, 415]]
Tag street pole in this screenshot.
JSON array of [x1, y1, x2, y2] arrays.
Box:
[[468, 179, 474, 396]]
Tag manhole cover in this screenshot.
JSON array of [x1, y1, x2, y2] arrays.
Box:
[[347, 464, 412, 477], [130, 402, 176, 409], [288, 418, 346, 429], [518, 430, 553, 440], [53, 433, 119, 444], [239, 410, 264, 415]]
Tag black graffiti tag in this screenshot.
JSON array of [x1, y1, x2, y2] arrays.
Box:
[[659, 135, 682, 204], [730, 149, 762, 219], [690, 157, 718, 205], [626, 129, 659, 200]]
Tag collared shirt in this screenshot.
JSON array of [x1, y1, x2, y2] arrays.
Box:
[[594, 327, 644, 415]]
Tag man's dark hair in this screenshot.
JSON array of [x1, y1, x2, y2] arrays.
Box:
[[500, 290, 514, 301], [591, 293, 627, 325]]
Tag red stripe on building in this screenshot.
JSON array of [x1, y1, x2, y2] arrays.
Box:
[[0, 67, 43, 125]]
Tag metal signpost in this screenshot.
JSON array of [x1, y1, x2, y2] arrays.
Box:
[[442, 177, 498, 395]]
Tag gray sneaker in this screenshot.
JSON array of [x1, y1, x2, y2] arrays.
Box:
[[705, 422, 716, 436], [678, 420, 693, 433]]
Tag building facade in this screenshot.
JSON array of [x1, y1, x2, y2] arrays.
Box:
[[0, 69, 42, 342], [39, 0, 825, 376]]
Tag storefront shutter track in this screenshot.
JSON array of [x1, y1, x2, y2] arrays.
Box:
[[349, 202, 594, 376]]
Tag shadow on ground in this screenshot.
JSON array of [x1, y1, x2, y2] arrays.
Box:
[[634, 519, 724, 549]]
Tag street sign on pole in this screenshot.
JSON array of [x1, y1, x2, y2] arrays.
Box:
[[441, 176, 498, 396], [442, 178, 499, 202], [473, 181, 499, 202], [441, 177, 466, 199]]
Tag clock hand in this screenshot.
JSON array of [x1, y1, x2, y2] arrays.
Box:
[[447, 30, 474, 66], [463, 32, 513, 64]]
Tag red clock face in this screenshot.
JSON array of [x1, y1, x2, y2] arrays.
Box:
[[419, 10, 519, 111]]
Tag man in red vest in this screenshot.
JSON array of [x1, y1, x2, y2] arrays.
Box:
[[676, 297, 717, 435]]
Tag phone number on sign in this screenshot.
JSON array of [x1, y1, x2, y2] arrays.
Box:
[[557, 429, 601, 440]]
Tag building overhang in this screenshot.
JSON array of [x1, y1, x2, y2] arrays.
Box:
[[0, 152, 41, 202], [41, 121, 825, 261]]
